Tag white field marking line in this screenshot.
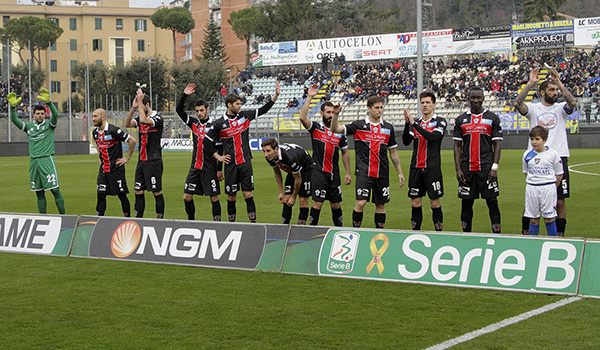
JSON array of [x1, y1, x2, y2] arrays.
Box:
[[569, 162, 600, 176], [424, 296, 581, 350]]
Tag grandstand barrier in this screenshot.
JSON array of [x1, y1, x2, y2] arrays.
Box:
[[2, 212, 600, 298], [0, 141, 89, 157], [0, 212, 78, 256]]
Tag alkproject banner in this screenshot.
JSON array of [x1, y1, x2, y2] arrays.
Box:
[[317, 229, 584, 295], [574, 17, 600, 46], [397, 29, 454, 58], [297, 34, 398, 64], [0, 213, 77, 256]]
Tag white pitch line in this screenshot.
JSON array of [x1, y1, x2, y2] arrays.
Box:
[[424, 296, 581, 350], [569, 162, 600, 176]]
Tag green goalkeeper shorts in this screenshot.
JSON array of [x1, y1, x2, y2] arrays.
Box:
[[29, 156, 60, 191]]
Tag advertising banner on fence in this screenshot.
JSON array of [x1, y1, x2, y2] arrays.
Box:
[[317, 229, 584, 294], [453, 26, 511, 54], [397, 29, 454, 58], [512, 33, 574, 50], [256, 42, 298, 66], [578, 241, 600, 298], [297, 34, 397, 64], [511, 20, 574, 37], [161, 138, 193, 151], [75, 217, 268, 269], [574, 17, 600, 46], [0, 213, 77, 256]]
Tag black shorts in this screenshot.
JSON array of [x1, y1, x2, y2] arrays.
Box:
[[97, 166, 129, 195], [558, 157, 570, 199], [284, 169, 312, 198], [224, 161, 254, 195], [458, 165, 499, 199], [355, 176, 390, 204], [135, 159, 163, 192], [184, 167, 220, 196], [312, 169, 343, 203], [408, 167, 444, 199]]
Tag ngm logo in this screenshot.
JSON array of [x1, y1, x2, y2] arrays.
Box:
[[90, 218, 266, 269]]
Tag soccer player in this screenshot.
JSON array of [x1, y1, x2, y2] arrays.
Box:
[[261, 138, 313, 225], [453, 87, 503, 233], [176, 83, 223, 221], [92, 108, 137, 217], [522, 126, 563, 236], [515, 66, 576, 236], [204, 81, 280, 222], [402, 90, 447, 231], [330, 96, 405, 229], [299, 84, 352, 226], [8, 89, 66, 214], [125, 89, 165, 219]]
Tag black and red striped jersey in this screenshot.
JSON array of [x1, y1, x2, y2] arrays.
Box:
[[267, 143, 312, 174], [344, 118, 397, 178], [403, 115, 447, 169], [134, 112, 163, 162], [453, 109, 503, 171], [307, 121, 348, 174], [206, 101, 274, 166], [186, 116, 220, 171], [93, 123, 131, 174]]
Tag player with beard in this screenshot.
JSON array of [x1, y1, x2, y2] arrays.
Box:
[[125, 89, 165, 219], [454, 87, 503, 233], [261, 138, 313, 225], [299, 84, 352, 226], [92, 108, 137, 216], [515, 67, 576, 236], [176, 83, 223, 221]]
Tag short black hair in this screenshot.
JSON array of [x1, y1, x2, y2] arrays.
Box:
[[468, 86, 484, 95], [529, 125, 548, 140], [367, 95, 384, 108], [419, 90, 436, 103], [195, 100, 208, 108], [225, 94, 241, 106], [321, 101, 334, 112], [539, 80, 558, 92], [33, 105, 45, 113], [261, 137, 278, 149]]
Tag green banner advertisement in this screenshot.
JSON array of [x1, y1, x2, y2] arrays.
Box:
[[318, 229, 584, 295], [577, 241, 600, 298]]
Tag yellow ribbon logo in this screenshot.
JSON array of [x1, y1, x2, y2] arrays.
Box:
[[366, 233, 389, 275]]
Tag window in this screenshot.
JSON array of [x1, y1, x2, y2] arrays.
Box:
[[69, 18, 77, 30], [70, 60, 78, 71], [95, 18, 102, 30], [115, 39, 124, 65], [95, 60, 103, 66], [3, 16, 10, 26], [71, 81, 78, 93], [50, 60, 57, 72], [51, 81, 61, 94], [70, 39, 77, 51], [48, 17, 59, 25], [116, 18, 123, 31], [50, 42, 57, 51], [135, 19, 147, 32], [93, 39, 102, 51], [137, 39, 145, 52]]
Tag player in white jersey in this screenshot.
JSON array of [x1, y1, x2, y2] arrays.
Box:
[[515, 66, 577, 236], [522, 126, 564, 236]]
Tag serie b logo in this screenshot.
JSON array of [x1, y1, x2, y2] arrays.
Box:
[[111, 220, 141, 258], [327, 231, 360, 274]]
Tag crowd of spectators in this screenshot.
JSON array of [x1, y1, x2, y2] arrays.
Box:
[[233, 47, 600, 112], [0, 75, 31, 114]]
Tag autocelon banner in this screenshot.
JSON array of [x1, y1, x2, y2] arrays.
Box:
[[297, 34, 398, 64], [87, 217, 267, 269], [318, 229, 584, 294], [0, 213, 77, 256]]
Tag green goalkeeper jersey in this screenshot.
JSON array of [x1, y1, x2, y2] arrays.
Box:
[[10, 103, 59, 159]]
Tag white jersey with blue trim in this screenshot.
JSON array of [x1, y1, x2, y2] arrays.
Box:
[[522, 147, 564, 185], [525, 102, 571, 157]]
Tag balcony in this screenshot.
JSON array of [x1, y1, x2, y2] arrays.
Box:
[[208, 0, 220, 8]]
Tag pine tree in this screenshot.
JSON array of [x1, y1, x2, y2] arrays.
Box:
[[199, 14, 228, 62]]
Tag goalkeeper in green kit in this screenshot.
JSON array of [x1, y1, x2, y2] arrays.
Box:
[[8, 88, 66, 214]]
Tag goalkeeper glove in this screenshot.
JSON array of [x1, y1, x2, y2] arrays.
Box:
[[37, 88, 51, 103], [7, 92, 21, 107]]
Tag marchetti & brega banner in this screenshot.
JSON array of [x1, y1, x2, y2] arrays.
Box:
[[70, 216, 289, 271], [317, 228, 584, 295], [0, 212, 77, 256]]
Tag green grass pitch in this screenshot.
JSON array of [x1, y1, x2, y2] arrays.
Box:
[[1, 149, 600, 348]]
